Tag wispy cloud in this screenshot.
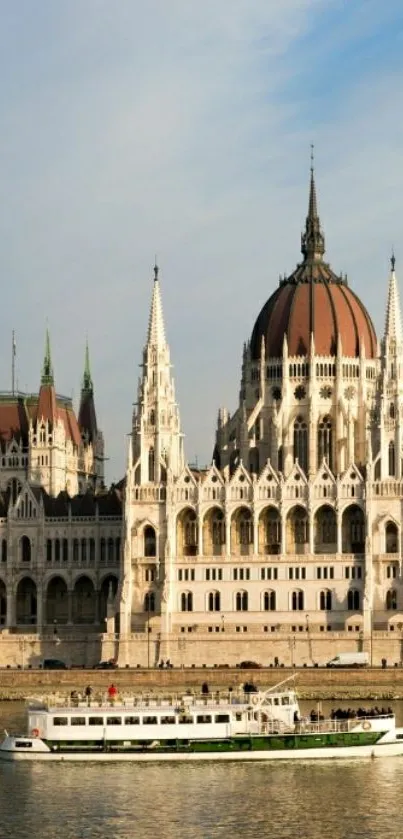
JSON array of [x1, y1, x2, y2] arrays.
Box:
[[1, 1, 403, 476]]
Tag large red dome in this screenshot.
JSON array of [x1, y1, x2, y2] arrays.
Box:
[[250, 171, 377, 360]]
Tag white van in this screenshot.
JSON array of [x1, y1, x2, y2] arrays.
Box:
[[326, 652, 369, 668]]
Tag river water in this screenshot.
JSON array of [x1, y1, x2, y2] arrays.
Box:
[[1, 701, 403, 838]]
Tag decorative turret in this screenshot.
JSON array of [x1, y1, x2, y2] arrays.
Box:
[[131, 263, 185, 483]]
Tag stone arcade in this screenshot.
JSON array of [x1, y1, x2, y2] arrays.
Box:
[[1, 168, 403, 667]]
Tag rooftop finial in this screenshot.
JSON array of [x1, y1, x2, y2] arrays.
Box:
[[82, 338, 93, 392], [154, 256, 159, 282], [391, 250, 396, 273], [310, 143, 314, 173]]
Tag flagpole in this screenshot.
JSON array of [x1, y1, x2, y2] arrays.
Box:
[[12, 330, 16, 395]]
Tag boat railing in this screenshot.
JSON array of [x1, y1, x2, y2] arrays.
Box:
[[293, 714, 394, 735], [28, 689, 253, 711]]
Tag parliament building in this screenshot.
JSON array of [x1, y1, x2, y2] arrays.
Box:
[[1, 169, 403, 668]]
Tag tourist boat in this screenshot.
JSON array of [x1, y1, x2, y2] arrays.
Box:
[[1, 676, 403, 762]]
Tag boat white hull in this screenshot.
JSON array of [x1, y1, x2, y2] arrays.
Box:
[[2, 742, 403, 762]]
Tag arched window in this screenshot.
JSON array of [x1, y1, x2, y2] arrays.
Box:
[[347, 589, 360, 610], [62, 539, 68, 562], [46, 539, 52, 562], [54, 538, 60, 562], [212, 511, 225, 545], [89, 538, 95, 562], [144, 591, 155, 613], [100, 537, 106, 563], [20, 536, 31, 563], [239, 511, 253, 545], [317, 416, 333, 470], [1, 539, 7, 563], [292, 589, 304, 611], [73, 538, 79, 562], [389, 441, 396, 477], [293, 416, 308, 473], [148, 447, 155, 482], [180, 592, 193, 612], [263, 590, 276, 611], [235, 591, 248, 611], [319, 589, 332, 610], [386, 589, 397, 610], [208, 591, 221, 612], [184, 513, 197, 550], [385, 522, 398, 553], [144, 526, 157, 557], [81, 538, 87, 562], [107, 537, 114, 564]]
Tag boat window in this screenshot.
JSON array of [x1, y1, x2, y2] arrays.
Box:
[[281, 697, 290, 706], [235, 713, 243, 722], [106, 717, 122, 726], [266, 698, 272, 705], [143, 716, 158, 725], [215, 714, 230, 723], [71, 717, 86, 726], [196, 715, 212, 724], [53, 717, 68, 726], [161, 716, 176, 724], [125, 716, 140, 725], [273, 698, 279, 706], [15, 741, 33, 748], [178, 716, 193, 724], [89, 717, 104, 726]]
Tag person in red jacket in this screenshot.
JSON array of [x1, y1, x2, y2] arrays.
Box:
[[107, 683, 118, 702]]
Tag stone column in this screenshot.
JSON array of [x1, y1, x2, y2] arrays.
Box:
[[225, 513, 231, 557], [308, 508, 314, 554], [197, 510, 203, 556], [253, 510, 259, 555], [6, 588, 15, 628], [336, 509, 342, 555], [36, 586, 43, 633], [280, 508, 286, 556], [67, 590, 73, 625]]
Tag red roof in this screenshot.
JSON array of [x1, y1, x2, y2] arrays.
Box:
[[0, 392, 82, 448]]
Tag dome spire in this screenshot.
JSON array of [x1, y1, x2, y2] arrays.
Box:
[[301, 146, 325, 262]]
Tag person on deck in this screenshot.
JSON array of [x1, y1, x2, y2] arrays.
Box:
[[108, 683, 118, 703]]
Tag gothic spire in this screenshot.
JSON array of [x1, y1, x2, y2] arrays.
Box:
[[301, 148, 325, 262], [384, 251, 402, 344], [147, 261, 166, 348], [41, 328, 54, 385], [82, 339, 93, 392]]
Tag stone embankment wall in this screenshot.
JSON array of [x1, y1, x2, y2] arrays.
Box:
[[1, 629, 402, 671], [1, 667, 403, 701]]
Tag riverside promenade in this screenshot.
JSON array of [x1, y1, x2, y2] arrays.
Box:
[[1, 667, 403, 701]]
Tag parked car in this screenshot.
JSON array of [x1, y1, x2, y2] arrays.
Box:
[[93, 660, 118, 670], [42, 659, 68, 670]]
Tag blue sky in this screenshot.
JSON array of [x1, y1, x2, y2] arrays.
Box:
[[1, 1, 403, 479]]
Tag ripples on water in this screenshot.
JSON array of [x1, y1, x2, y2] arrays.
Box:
[[1, 703, 403, 839]]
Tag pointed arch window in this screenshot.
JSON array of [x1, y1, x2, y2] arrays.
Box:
[[347, 589, 360, 610], [263, 590, 276, 611], [291, 589, 304, 611], [144, 526, 157, 557], [293, 417, 308, 473], [148, 447, 155, 482], [180, 592, 193, 612], [389, 441, 396, 477], [319, 589, 332, 610], [239, 511, 253, 545], [208, 591, 221, 612], [20, 536, 31, 563], [386, 589, 397, 610], [235, 591, 248, 611], [1, 539, 7, 563], [144, 592, 155, 613], [317, 415, 333, 470], [212, 511, 225, 545]]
